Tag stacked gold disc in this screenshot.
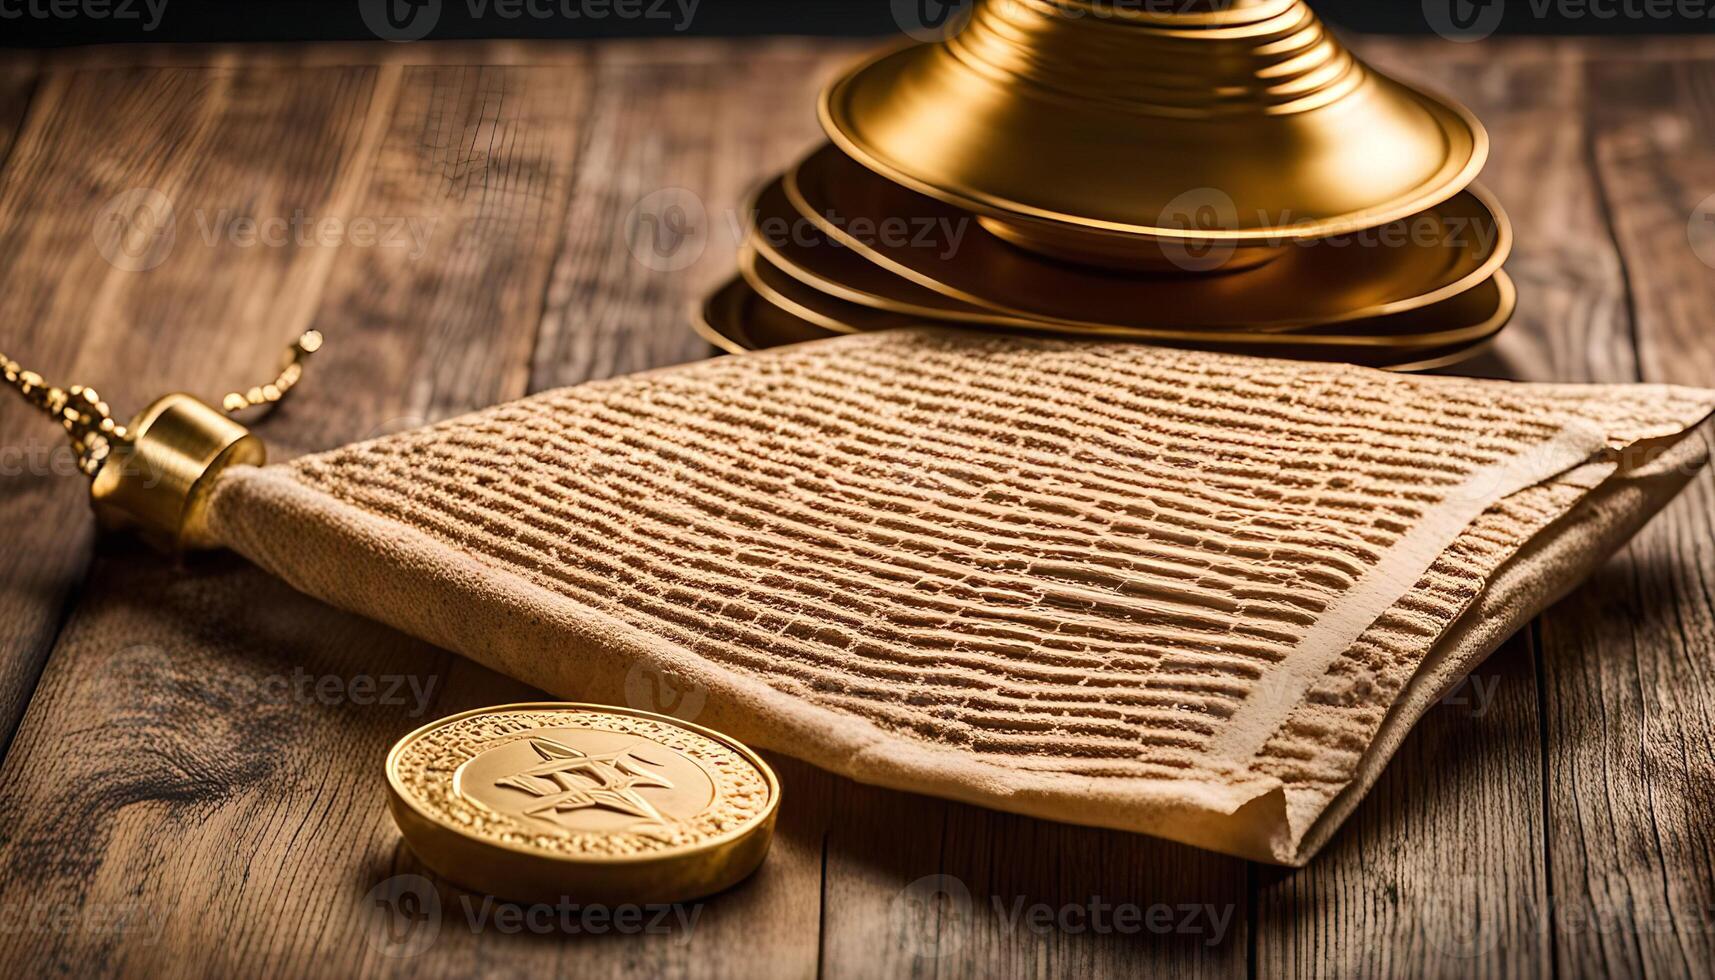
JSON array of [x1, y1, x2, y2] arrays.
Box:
[[698, 0, 1513, 370]]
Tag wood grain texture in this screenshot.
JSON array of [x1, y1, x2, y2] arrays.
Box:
[[0, 35, 1712, 980], [1253, 37, 1715, 980], [530, 42, 857, 388], [820, 781, 1248, 979], [0, 58, 592, 977], [0, 61, 34, 166], [0, 61, 59, 761], [1536, 55, 1715, 977], [0, 61, 374, 754]]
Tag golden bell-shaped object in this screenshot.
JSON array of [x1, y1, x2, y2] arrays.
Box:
[[696, 0, 1511, 369], [820, 0, 1487, 271]]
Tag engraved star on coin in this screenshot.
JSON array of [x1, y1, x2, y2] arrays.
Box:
[[493, 737, 676, 828]]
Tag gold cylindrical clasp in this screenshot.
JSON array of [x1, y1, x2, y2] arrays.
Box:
[[90, 393, 265, 551]]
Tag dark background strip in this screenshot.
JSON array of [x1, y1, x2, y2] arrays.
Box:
[[2, 0, 1713, 47]]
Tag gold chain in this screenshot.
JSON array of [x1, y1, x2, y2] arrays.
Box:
[[221, 330, 323, 413], [0, 359, 127, 476], [1, 330, 322, 478]]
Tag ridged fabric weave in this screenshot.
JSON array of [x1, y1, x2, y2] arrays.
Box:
[[208, 329, 1715, 864]]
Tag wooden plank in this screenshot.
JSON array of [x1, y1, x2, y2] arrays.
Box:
[[1253, 37, 1649, 977], [530, 43, 859, 387], [0, 62, 59, 761], [1530, 55, 1715, 977], [0, 60, 34, 166], [1367, 38, 1640, 383], [0, 60, 597, 976], [1588, 57, 1715, 385], [821, 781, 1249, 979], [0, 44, 872, 979], [0, 62, 375, 754]]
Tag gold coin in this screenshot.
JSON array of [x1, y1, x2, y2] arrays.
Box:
[[386, 703, 779, 906]]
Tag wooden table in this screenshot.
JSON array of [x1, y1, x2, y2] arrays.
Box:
[[0, 34, 1711, 979]]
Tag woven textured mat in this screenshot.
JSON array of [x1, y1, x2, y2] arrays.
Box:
[[208, 329, 1715, 863]]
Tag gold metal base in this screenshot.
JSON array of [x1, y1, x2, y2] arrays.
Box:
[[694, 278, 843, 354], [700, 272, 1513, 373], [976, 215, 1288, 274], [700, 1, 1513, 372], [742, 243, 1515, 352], [776, 146, 1511, 333]]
